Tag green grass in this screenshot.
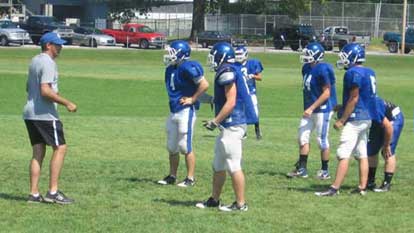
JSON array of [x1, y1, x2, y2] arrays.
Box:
[[0, 47, 413, 233]]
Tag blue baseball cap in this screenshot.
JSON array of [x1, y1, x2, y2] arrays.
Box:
[[40, 32, 67, 45]]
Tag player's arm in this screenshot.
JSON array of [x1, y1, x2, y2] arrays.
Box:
[[213, 82, 236, 124], [381, 117, 393, 158], [180, 77, 208, 105], [250, 73, 262, 81], [334, 86, 358, 130], [304, 84, 330, 117], [40, 83, 77, 112]]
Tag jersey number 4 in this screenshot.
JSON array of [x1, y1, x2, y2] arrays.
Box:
[[303, 74, 312, 91]]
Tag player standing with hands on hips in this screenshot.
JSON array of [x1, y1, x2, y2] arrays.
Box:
[[287, 42, 337, 180], [234, 46, 264, 139], [23, 32, 77, 204], [316, 43, 377, 197], [158, 40, 209, 187], [196, 42, 255, 212]]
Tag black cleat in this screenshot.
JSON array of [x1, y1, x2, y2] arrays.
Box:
[[374, 182, 391, 192], [219, 201, 248, 212], [27, 194, 44, 203], [44, 190, 74, 204], [195, 197, 220, 209], [157, 175, 176, 185], [177, 177, 195, 187]]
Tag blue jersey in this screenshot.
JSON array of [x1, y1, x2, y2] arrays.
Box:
[[301, 62, 337, 113], [165, 60, 204, 113], [238, 59, 264, 95], [372, 96, 402, 124], [339, 66, 377, 122], [214, 63, 256, 128]]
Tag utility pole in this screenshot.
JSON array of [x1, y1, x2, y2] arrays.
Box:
[[401, 0, 407, 54]]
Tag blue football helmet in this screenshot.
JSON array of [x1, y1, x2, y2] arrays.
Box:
[[300, 42, 324, 64], [208, 42, 235, 71], [337, 43, 365, 69], [235, 45, 248, 63], [163, 40, 191, 66]]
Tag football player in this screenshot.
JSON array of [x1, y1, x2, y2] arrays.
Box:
[[196, 42, 255, 212], [367, 97, 404, 192], [316, 43, 377, 196], [287, 42, 337, 180], [157, 40, 209, 187], [235, 46, 264, 139]]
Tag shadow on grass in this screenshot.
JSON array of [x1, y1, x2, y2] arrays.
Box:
[[288, 184, 355, 193], [201, 134, 216, 138], [0, 193, 27, 202], [121, 177, 158, 184], [152, 198, 197, 207]]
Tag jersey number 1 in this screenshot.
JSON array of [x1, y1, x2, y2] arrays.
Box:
[[170, 73, 176, 91]]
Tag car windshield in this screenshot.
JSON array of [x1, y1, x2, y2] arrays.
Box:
[[139, 26, 154, 33], [0, 20, 18, 29], [86, 28, 103, 35], [217, 32, 231, 38], [301, 26, 315, 35], [38, 17, 62, 26]]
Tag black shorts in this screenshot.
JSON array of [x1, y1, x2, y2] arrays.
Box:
[[24, 120, 66, 146]]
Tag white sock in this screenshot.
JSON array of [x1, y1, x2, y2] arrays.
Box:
[[49, 190, 57, 195], [32, 193, 40, 197]]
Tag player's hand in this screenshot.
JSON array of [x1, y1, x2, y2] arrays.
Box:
[[382, 145, 392, 159], [203, 119, 218, 131], [180, 97, 193, 105], [334, 120, 344, 130], [303, 108, 313, 118], [66, 102, 77, 112]]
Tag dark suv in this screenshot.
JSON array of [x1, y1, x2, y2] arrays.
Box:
[[197, 31, 247, 48], [273, 24, 317, 51]]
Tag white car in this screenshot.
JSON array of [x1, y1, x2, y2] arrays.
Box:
[[72, 27, 116, 47], [0, 20, 32, 46]]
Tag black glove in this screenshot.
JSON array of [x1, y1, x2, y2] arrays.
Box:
[[203, 120, 218, 131]]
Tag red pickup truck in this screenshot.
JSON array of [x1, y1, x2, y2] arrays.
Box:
[[102, 23, 166, 49]]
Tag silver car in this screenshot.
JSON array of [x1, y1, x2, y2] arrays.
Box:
[[0, 20, 32, 46], [72, 27, 116, 47]]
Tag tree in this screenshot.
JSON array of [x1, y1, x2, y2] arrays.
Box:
[[97, 0, 169, 23], [190, 0, 206, 41]]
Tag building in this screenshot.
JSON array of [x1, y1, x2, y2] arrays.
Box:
[[21, 0, 107, 24]]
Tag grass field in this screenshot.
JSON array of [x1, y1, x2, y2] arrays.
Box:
[[0, 47, 413, 233]]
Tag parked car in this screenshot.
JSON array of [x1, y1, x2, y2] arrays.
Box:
[[72, 26, 116, 47], [19, 15, 74, 45], [383, 27, 414, 54], [273, 24, 317, 51], [0, 19, 32, 46], [102, 23, 165, 49], [196, 31, 247, 48], [319, 26, 370, 51]]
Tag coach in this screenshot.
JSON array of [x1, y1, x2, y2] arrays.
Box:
[[23, 32, 77, 204]]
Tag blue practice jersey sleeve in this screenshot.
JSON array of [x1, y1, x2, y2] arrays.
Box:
[[181, 61, 204, 84], [248, 59, 264, 74]]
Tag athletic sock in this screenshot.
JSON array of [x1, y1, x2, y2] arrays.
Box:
[[31, 193, 40, 197], [384, 172, 394, 184], [49, 190, 57, 195], [299, 154, 308, 169], [321, 160, 329, 171], [368, 167, 377, 184]]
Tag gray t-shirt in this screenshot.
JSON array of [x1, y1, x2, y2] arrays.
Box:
[[23, 53, 59, 120]]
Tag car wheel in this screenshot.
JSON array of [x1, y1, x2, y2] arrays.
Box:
[[0, 36, 9, 46], [140, 39, 149, 49], [202, 42, 208, 48], [388, 41, 398, 53], [300, 40, 309, 49], [274, 40, 284, 50], [89, 39, 97, 48], [404, 47, 411, 54], [290, 42, 300, 51]]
